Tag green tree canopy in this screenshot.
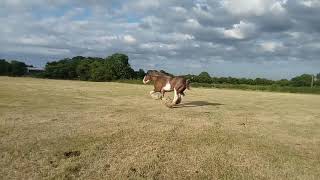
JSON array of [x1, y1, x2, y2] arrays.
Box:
[[0, 59, 11, 75], [196, 72, 212, 83], [10, 60, 27, 76], [106, 53, 135, 79], [43, 53, 135, 81], [291, 74, 312, 87], [76, 60, 92, 81], [135, 69, 146, 79]]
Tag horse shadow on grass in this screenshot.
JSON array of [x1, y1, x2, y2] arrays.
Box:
[[174, 101, 224, 108]]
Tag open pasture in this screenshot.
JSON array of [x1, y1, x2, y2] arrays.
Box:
[[0, 77, 320, 179]]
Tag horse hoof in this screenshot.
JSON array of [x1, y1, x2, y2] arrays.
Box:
[[175, 98, 182, 104], [150, 92, 162, 100], [165, 103, 174, 108]]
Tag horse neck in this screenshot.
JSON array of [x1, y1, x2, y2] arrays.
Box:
[[151, 76, 159, 81], [152, 75, 172, 81]]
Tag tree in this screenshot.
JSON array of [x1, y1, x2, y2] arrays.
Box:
[[135, 69, 146, 79], [0, 59, 11, 75], [227, 77, 240, 84], [196, 72, 212, 83], [254, 78, 274, 85], [106, 53, 135, 79], [89, 61, 113, 81], [45, 59, 72, 79], [315, 73, 320, 79], [76, 60, 92, 80], [43, 54, 135, 81], [276, 79, 290, 86], [291, 74, 313, 87], [72, 56, 86, 61], [10, 60, 27, 76], [238, 78, 252, 85], [45, 58, 85, 79], [184, 74, 196, 81]]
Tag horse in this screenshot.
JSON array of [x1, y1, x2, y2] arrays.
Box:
[[143, 70, 190, 107]]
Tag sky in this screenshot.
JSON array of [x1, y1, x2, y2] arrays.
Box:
[[0, 0, 320, 79]]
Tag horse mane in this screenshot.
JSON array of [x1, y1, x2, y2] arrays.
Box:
[[147, 70, 173, 77]]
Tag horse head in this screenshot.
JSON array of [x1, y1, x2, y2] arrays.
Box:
[[142, 74, 151, 84], [143, 70, 169, 84], [143, 70, 155, 84]]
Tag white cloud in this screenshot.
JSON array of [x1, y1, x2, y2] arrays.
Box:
[[0, 0, 320, 79], [140, 42, 177, 50], [19, 36, 51, 46], [184, 18, 201, 29], [94, 35, 118, 44], [224, 21, 256, 39], [270, 1, 286, 15], [300, 0, 320, 7], [286, 32, 301, 39], [2, 46, 70, 56], [171, 6, 187, 14], [222, 0, 271, 16], [123, 35, 137, 44], [122, 0, 160, 13], [223, 0, 287, 16], [172, 33, 195, 41], [260, 41, 284, 52], [305, 43, 320, 49]]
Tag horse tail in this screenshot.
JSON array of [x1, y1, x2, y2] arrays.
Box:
[[186, 79, 191, 90]]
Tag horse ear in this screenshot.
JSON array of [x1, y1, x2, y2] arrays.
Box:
[[147, 70, 157, 75]]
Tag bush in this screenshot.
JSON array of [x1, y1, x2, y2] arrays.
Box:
[[291, 74, 312, 87], [0, 59, 11, 75], [9, 61, 27, 77]]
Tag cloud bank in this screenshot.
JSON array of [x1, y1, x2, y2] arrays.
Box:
[[1, 0, 320, 79]]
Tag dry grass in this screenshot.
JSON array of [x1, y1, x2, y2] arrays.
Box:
[[1, 77, 320, 180]]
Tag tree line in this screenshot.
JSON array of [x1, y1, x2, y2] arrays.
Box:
[[0, 53, 319, 87], [43, 53, 145, 81], [0, 59, 28, 76], [185, 72, 320, 87]]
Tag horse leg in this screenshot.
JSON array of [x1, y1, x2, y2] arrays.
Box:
[[175, 94, 182, 104], [175, 86, 185, 104], [160, 89, 166, 99], [165, 88, 179, 108], [149, 90, 155, 95], [172, 88, 179, 104]]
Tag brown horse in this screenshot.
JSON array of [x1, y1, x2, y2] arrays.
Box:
[[143, 70, 190, 107]]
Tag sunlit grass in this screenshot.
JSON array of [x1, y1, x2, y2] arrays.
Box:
[[1, 77, 320, 179]]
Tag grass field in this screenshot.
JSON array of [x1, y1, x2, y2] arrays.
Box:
[[116, 79, 320, 95], [1, 77, 320, 179]]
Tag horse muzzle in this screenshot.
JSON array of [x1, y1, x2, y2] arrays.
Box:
[[143, 76, 150, 84]]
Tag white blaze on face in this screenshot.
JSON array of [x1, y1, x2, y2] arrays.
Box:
[[143, 76, 150, 84], [162, 82, 171, 91]]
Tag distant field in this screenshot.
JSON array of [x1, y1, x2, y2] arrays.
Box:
[[1, 77, 320, 179], [116, 79, 320, 95]]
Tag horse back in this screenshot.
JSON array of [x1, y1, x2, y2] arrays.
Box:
[[170, 77, 188, 93]]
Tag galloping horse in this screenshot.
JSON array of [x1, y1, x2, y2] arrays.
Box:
[[143, 70, 190, 107]]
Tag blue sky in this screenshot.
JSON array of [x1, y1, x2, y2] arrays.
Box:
[[0, 0, 320, 79]]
